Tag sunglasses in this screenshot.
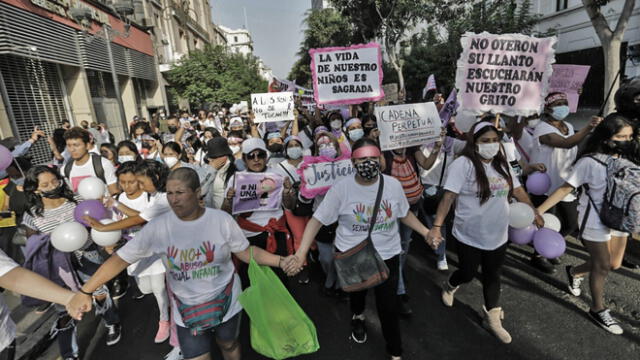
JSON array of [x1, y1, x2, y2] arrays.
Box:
[[247, 152, 267, 161]]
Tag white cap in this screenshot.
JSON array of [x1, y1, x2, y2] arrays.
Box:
[[242, 137, 267, 154]]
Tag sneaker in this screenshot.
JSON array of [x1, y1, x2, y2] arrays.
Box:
[[441, 281, 459, 307], [398, 295, 412, 316], [589, 309, 623, 335], [622, 258, 640, 270], [350, 315, 367, 343], [297, 268, 310, 285], [565, 266, 583, 297], [155, 320, 170, 343], [110, 279, 127, 300], [105, 324, 122, 346], [164, 347, 183, 360], [437, 258, 449, 271], [530, 255, 556, 274]]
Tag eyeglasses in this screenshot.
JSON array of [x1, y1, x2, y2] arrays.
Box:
[[247, 152, 267, 161]]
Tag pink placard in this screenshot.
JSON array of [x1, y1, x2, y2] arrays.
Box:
[[297, 154, 355, 198], [309, 43, 385, 106], [548, 64, 590, 113], [455, 32, 557, 117]]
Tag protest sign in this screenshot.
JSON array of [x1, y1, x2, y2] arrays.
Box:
[[232, 172, 284, 215], [298, 155, 356, 198], [375, 102, 442, 151], [309, 43, 384, 105], [251, 92, 295, 123], [455, 32, 557, 116], [549, 64, 590, 112]]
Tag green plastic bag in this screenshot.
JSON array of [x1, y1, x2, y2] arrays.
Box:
[[238, 253, 320, 359]]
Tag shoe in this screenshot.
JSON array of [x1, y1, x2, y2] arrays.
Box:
[[164, 347, 183, 360], [622, 258, 640, 270], [398, 295, 412, 316], [350, 315, 367, 343], [589, 309, 623, 335], [482, 306, 512, 344], [105, 324, 122, 346], [110, 279, 127, 300], [297, 268, 310, 285], [35, 302, 53, 314], [437, 258, 449, 271], [549, 257, 562, 265], [390, 356, 402, 360], [530, 255, 556, 274], [155, 320, 170, 343], [565, 266, 584, 296], [441, 281, 459, 307]]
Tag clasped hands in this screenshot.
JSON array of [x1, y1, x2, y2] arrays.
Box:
[[65, 291, 93, 321], [279, 254, 304, 276]]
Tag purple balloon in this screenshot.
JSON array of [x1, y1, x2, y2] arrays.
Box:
[[340, 108, 350, 121], [526, 172, 551, 196], [533, 228, 566, 259], [74, 200, 107, 227], [509, 225, 536, 245], [0, 145, 13, 171]]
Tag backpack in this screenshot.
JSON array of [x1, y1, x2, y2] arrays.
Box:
[[64, 153, 106, 183], [585, 154, 640, 234], [21, 233, 79, 307]]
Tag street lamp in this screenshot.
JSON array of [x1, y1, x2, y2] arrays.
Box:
[[70, 2, 135, 138]]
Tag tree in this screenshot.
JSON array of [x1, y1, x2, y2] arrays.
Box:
[[582, 0, 636, 114], [166, 45, 267, 108], [288, 8, 356, 87]]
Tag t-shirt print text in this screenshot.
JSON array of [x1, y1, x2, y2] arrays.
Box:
[[165, 241, 220, 281], [475, 176, 509, 199], [352, 200, 394, 232]]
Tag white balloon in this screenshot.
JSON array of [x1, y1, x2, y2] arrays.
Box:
[[542, 213, 562, 232], [91, 219, 122, 247], [509, 202, 535, 229], [51, 222, 88, 252], [78, 177, 106, 200]]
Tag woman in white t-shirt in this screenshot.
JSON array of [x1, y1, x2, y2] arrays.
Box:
[[427, 121, 542, 344], [537, 114, 637, 335], [294, 138, 433, 360]]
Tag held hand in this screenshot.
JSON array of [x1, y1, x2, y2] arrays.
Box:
[[534, 213, 545, 228], [426, 227, 442, 250], [280, 255, 302, 276], [589, 116, 603, 129], [226, 188, 236, 200], [66, 292, 93, 321], [527, 163, 547, 173], [82, 216, 104, 231], [103, 196, 115, 209]]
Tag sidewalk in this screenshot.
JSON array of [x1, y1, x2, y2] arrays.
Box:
[[5, 290, 58, 360]]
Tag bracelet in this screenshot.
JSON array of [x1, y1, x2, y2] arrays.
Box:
[[79, 288, 93, 296]]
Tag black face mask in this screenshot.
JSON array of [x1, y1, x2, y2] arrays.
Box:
[[168, 126, 178, 134], [364, 126, 374, 135], [40, 183, 64, 199], [608, 140, 636, 154], [268, 143, 284, 153]]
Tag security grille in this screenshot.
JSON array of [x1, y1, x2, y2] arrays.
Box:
[[0, 55, 69, 164]]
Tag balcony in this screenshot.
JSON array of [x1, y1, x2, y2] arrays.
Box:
[[169, 0, 210, 42]]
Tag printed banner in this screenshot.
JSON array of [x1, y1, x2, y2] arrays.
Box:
[[298, 155, 355, 198], [455, 32, 557, 116], [375, 102, 442, 151], [232, 172, 284, 215], [251, 92, 295, 123], [309, 43, 384, 105], [549, 64, 590, 113]]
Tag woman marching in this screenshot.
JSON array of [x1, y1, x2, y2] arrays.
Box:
[[428, 120, 542, 344], [537, 113, 637, 335]]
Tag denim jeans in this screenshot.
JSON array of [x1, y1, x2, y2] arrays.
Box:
[[316, 241, 337, 289]]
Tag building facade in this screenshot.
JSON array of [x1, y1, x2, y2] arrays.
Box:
[[219, 25, 253, 56], [0, 0, 163, 164]]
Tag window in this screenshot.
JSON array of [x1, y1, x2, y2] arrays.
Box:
[[556, 0, 568, 11], [234, 36, 238, 43]]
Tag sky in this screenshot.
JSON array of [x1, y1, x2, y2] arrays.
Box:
[[211, 0, 311, 78]]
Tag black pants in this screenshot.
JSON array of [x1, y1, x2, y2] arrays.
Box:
[[0, 340, 15, 360], [240, 231, 289, 289], [349, 255, 401, 357], [530, 195, 579, 237], [449, 240, 508, 309]]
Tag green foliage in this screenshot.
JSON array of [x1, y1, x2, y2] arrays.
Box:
[[288, 8, 356, 86], [166, 45, 267, 108]]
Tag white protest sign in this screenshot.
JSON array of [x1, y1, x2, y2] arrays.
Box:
[[309, 43, 384, 105], [251, 92, 294, 123], [455, 32, 557, 116], [375, 102, 442, 151]]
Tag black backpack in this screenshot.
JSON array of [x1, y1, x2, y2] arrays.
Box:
[[64, 153, 106, 183]]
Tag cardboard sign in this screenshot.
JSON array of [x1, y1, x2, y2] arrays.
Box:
[[375, 102, 442, 151], [298, 155, 355, 198], [455, 32, 557, 116], [251, 92, 295, 123], [232, 172, 284, 215], [549, 64, 590, 113], [309, 43, 384, 105]]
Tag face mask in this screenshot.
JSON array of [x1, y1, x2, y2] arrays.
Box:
[[168, 126, 178, 134], [318, 145, 337, 158], [477, 143, 500, 159], [349, 128, 364, 141], [608, 140, 635, 154], [118, 155, 135, 163], [364, 126, 374, 135], [229, 145, 241, 154], [550, 105, 570, 121], [268, 143, 284, 153], [355, 159, 380, 180], [330, 119, 342, 130], [11, 177, 24, 186], [40, 182, 64, 199], [528, 119, 540, 128], [163, 156, 179, 168], [287, 146, 303, 159]]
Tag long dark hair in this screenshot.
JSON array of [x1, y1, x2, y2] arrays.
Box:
[[577, 113, 640, 164], [24, 165, 76, 217], [135, 159, 169, 192], [461, 120, 514, 204], [163, 141, 189, 163], [116, 140, 141, 161]]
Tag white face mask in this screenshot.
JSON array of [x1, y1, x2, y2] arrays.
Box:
[[229, 145, 241, 154], [163, 156, 179, 168], [330, 119, 342, 130], [118, 155, 135, 163], [287, 146, 303, 160], [477, 143, 500, 159], [528, 119, 540, 128]]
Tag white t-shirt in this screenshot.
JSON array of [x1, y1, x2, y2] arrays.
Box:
[[271, 160, 301, 183], [564, 156, 608, 233], [444, 156, 521, 250], [139, 192, 171, 222], [117, 208, 249, 326], [64, 156, 117, 193], [515, 127, 537, 164], [313, 174, 409, 260], [532, 122, 577, 201], [0, 250, 18, 352], [419, 145, 449, 186]]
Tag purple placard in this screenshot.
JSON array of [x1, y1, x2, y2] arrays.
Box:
[[232, 172, 284, 215], [309, 43, 385, 106], [548, 64, 590, 113]]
